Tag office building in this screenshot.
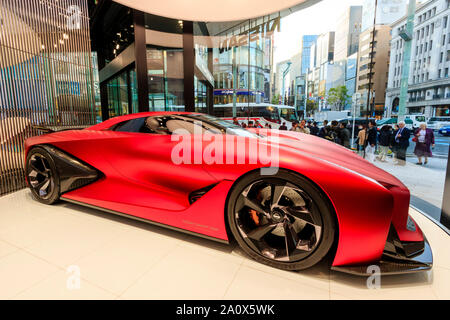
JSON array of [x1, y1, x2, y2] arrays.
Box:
[[356, 25, 392, 116], [386, 0, 450, 117]]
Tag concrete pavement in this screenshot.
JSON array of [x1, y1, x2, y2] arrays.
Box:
[[372, 154, 447, 222]]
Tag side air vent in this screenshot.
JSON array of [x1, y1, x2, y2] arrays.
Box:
[[189, 183, 218, 204]]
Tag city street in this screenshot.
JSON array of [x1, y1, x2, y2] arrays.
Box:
[[373, 144, 448, 223]]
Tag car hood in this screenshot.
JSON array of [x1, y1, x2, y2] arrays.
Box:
[[265, 130, 405, 188]]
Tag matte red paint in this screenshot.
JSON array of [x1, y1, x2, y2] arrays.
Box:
[[24, 112, 425, 268]]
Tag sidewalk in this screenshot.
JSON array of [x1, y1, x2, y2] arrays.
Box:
[[371, 155, 447, 221]]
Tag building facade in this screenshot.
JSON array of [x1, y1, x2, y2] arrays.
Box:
[[334, 6, 362, 109], [361, 0, 409, 32], [305, 32, 335, 110], [356, 25, 392, 116], [301, 35, 318, 75], [386, 0, 450, 118]]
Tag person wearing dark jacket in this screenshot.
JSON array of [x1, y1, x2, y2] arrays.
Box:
[[330, 120, 341, 144], [319, 121, 335, 142], [338, 123, 351, 148], [310, 122, 320, 136], [377, 125, 392, 162], [365, 120, 377, 161], [393, 121, 411, 165]]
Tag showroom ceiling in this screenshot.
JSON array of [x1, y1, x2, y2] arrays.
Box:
[[112, 0, 323, 22]]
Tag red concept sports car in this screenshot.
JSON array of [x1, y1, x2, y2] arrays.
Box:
[[24, 112, 432, 275]]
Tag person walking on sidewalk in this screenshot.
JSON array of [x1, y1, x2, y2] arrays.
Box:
[[357, 125, 367, 155], [393, 121, 410, 166], [413, 123, 435, 165], [365, 120, 377, 162], [378, 125, 392, 162]]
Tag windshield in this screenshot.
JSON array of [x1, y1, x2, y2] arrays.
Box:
[[280, 108, 298, 122], [183, 114, 260, 138]]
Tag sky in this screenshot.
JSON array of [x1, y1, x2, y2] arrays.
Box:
[[274, 0, 366, 64]]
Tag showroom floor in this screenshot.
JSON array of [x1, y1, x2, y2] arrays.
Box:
[[0, 190, 449, 300]]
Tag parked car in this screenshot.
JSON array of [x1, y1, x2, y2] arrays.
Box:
[[427, 116, 450, 130], [24, 111, 432, 275], [438, 125, 450, 136]]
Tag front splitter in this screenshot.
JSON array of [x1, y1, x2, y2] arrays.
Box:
[[331, 236, 433, 276]]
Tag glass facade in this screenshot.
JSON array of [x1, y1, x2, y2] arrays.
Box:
[[196, 17, 278, 109], [106, 68, 138, 118], [145, 14, 185, 112]]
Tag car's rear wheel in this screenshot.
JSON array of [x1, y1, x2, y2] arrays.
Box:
[[227, 170, 336, 271], [26, 147, 60, 205]]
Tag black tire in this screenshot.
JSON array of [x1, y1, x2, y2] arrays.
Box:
[[227, 169, 336, 271], [25, 147, 60, 205]]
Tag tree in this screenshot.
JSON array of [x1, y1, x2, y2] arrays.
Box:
[[306, 99, 318, 117], [327, 86, 351, 111], [271, 94, 280, 105]]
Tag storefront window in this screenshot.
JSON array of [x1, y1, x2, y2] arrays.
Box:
[[106, 68, 137, 118], [145, 14, 184, 111]]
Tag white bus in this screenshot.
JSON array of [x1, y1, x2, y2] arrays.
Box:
[[213, 103, 298, 129]]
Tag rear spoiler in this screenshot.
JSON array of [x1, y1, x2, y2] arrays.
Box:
[[32, 125, 55, 134]]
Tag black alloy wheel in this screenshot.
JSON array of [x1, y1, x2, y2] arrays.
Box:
[[227, 170, 336, 271], [26, 147, 60, 204]]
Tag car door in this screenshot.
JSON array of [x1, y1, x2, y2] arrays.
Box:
[[102, 115, 220, 211]]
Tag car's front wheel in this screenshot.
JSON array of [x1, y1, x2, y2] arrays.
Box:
[[227, 170, 336, 271], [26, 147, 60, 205]]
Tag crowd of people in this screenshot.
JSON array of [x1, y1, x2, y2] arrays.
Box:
[[232, 117, 435, 166]]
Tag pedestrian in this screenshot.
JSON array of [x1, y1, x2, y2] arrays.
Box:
[[330, 121, 341, 144], [338, 122, 350, 148], [290, 121, 298, 132], [393, 121, 411, 166], [319, 120, 334, 142], [378, 125, 392, 162], [279, 122, 288, 130], [357, 125, 367, 155], [365, 120, 377, 162], [413, 123, 435, 165], [310, 122, 320, 136], [297, 120, 310, 134]]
